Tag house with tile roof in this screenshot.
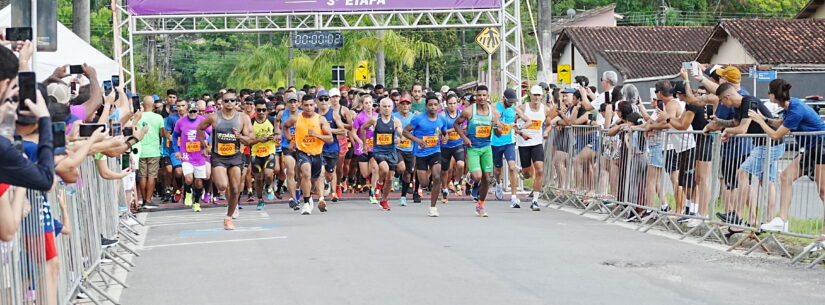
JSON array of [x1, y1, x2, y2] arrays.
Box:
[[796, 0, 825, 19]]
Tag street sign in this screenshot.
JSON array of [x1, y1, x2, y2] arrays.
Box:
[[355, 61, 370, 82], [756, 70, 777, 83], [557, 64, 571, 85], [332, 66, 346, 86], [475, 27, 500, 55], [292, 32, 344, 49]]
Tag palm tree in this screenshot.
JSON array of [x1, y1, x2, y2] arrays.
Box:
[[358, 30, 442, 88], [226, 38, 313, 89]]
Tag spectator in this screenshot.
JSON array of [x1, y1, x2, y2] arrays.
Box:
[[137, 96, 165, 207]]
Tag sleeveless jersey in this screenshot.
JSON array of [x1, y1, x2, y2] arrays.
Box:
[[251, 117, 276, 157], [295, 113, 324, 155], [319, 109, 340, 153], [442, 111, 463, 149], [394, 112, 414, 152], [492, 102, 516, 146], [466, 103, 493, 148], [212, 111, 242, 157], [517, 103, 545, 147], [373, 116, 396, 153]]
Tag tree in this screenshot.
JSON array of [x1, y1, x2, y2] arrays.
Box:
[[357, 31, 442, 88]]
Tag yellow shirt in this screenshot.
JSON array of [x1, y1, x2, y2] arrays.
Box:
[[295, 113, 325, 155]]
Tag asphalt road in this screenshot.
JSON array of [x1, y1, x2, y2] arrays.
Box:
[[120, 199, 825, 305]]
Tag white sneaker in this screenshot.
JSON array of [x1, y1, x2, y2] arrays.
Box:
[[232, 208, 239, 219], [510, 197, 520, 208], [428, 207, 439, 217], [323, 182, 331, 196], [301, 202, 312, 215], [759, 217, 788, 232], [686, 218, 704, 228]]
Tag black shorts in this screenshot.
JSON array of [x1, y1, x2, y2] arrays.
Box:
[[721, 153, 748, 189], [694, 134, 713, 162], [800, 144, 825, 178], [345, 146, 355, 159], [322, 152, 339, 173], [358, 152, 374, 163], [518, 144, 545, 169], [243, 154, 253, 166], [397, 150, 415, 174], [440, 145, 466, 167], [295, 150, 322, 179], [212, 154, 244, 169], [160, 156, 171, 168], [252, 155, 276, 173], [677, 148, 697, 188], [374, 150, 399, 171], [282, 148, 296, 159], [664, 149, 679, 173], [415, 152, 441, 171]]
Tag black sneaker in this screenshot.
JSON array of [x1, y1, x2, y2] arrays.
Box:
[[716, 211, 738, 223], [101, 236, 119, 248], [413, 193, 422, 203]]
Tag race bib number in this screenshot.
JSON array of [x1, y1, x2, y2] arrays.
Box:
[[302, 137, 317, 145], [366, 138, 374, 149], [500, 124, 512, 135], [448, 131, 460, 140], [377, 133, 393, 145], [398, 138, 412, 148], [254, 145, 271, 156], [185, 141, 201, 153], [527, 120, 543, 130], [475, 126, 492, 138], [217, 143, 236, 156], [288, 133, 295, 141], [422, 136, 438, 148], [273, 138, 281, 147]]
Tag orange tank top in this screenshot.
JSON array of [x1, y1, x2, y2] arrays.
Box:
[[295, 113, 324, 155]]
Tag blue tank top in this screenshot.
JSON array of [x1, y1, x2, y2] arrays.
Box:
[[394, 112, 415, 152], [319, 109, 339, 153], [373, 116, 396, 153], [441, 111, 463, 148], [466, 103, 493, 148], [280, 110, 302, 149], [491, 102, 515, 146]]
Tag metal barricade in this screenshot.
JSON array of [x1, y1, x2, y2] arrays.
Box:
[[0, 156, 143, 305]]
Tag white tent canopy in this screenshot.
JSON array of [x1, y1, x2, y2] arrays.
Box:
[[0, 5, 119, 84]]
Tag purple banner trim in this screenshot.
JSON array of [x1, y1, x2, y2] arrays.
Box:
[[127, 0, 502, 16]]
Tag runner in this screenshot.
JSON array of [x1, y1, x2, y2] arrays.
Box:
[[250, 99, 277, 210], [240, 97, 257, 205], [403, 93, 451, 217], [453, 85, 501, 217], [491, 87, 521, 207], [329, 88, 353, 201], [162, 100, 187, 203], [197, 91, 255, 230], [360, 98, 405, 210], [316, 90, 347, 206], [282, 95, 335, 215], [394, 95, 416, 206], [439, 92, 466, 204], [279, 93, 302, 210], [173, 102, 210, 212], [354, 95, 380, 204], [515, 86, 558, 211]]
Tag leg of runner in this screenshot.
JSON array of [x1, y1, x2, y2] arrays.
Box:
[[377, 160, 392, 210], [507, 159, 519, 206], [183, 168, 194, 207], [359, 157, 375, 203], [370, 157, 381, 202], [531, 158, 545, 211], [428, 164, 442, 208], [396, 153, 411, 206], [299, 158, 314, 215], [284, 154, 300, 210], [212, 166, 232, 228], [264, 159, 276, 202], [226, 166, 243, 222], [252, 161, 266, 209]]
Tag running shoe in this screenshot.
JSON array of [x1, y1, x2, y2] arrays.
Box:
[[331, 196, 339, 203], [369, 195, 379, 204], [495, 182, 504, 200], [256, 199, 265, 210], [324, 182, 331, 196], [232, 208, 239, 219], [238, 202, 244, 209], [266, 188, 275, 201], [246, 196, 256, 203], [336, 185, 342, 198], [399, 197, 408, 207], [192, 203, 202, 212], [511, 198, 521, 208], [184, 192, 193, 206], [174, 190, 182, 202], [475, 205, 488, 217], [392, 177, 400, 192], [318, 198, 327, 212], [296, 190, 303, 201], [203, 192, 212, 204], [471, 182, 480, 199], [530, 201, 541, 211], [428, 207, 439, 217], [301, 202, 312, 215], [289, 198, 300, 210], [413, 193, 422, 203], [441, 189, 449, 204], [224, 218, 235, 230], [218, 192, 226, 201], [380, 200, 391, 211], [686, 218, 703, 228]]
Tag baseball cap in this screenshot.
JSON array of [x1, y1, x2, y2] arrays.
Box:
[[187, 102, 198, 112], [440, 85, 450, 92], [561, 88, 577, 94], [538, 82, 550, 91], [339, 85, 349, 92], [152, 94, 160, 101], [46, 83, 71, 104], [399, 96, 411, 103], [530, 85, 543, 95], [205, 106, 216, 113], [287, 93, 298, 101], [503, 88, 519, 103], [328, 88, 341, 97], [716, 66, 742, 84], [318, 90, 330, 98]]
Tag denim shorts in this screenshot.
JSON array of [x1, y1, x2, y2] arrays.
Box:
[[648, 144, 664, 168], [740, 143, 785, 182]]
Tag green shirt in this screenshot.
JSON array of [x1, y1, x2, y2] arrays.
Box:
[[411, 97, 427, 114], [137, 111, 164, 158]]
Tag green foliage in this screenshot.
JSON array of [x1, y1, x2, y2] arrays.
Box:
[[136, 69, 179, 98]]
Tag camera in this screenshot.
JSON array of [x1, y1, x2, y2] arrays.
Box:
[[574, 75, 589, 88]]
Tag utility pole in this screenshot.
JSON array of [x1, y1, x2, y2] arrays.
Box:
[[537, 0, 552, 83], [288, 32, 295, 87], [376, 30, 385, 86], [72, 0, 90, 43]]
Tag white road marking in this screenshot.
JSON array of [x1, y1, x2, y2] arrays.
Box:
[[143, 236, 288, 249]]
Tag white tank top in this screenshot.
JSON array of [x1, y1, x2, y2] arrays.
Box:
[[517, 103, 545, 147]]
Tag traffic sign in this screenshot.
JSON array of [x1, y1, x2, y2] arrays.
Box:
[[756, 70, 777, 83], [355, 61, 370, 82], [557, 64, 571, 85], [332, 66, 346, 86], [475, 27, 500, 55]]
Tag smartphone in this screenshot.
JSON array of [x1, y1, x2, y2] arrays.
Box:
[[682, 62, 694, 72], [750, 101, 760, 111], [123, 127, 134, 137], [52, 122, 67, 155], [5, 27, 33, 41], [657, 100, 664, 111], [78, 123, 106, 137], [103, 80, 113, 96], [649, 88, 657, 100], [69, 65, 84, 74], [17, 71, 36, 111], [112, 75, 120, 87], [705, 105, 714, 118], [110, 122, 122, 137], [70, 81, 77, 94], [587, 112, 594, 122], [132, 95, 141, 112]]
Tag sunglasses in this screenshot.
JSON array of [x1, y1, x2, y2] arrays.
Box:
[[319, 97, 330, 101], [189, 110, 198, 113], [256, 108, 267, 111]]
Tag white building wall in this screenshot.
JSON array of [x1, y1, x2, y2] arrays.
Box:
[[710, 37, 757, 65]]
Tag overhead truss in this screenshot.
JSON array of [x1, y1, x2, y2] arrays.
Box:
[[114, 1, 520, 93]]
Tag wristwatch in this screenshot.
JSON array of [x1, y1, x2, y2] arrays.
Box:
[[666, 118, 671, 124]]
